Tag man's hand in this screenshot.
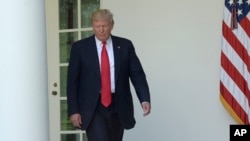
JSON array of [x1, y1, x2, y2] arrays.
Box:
[[141, 102, 151, 116], [70, 113, 82, 128]]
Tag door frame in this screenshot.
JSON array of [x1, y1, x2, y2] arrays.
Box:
[[45, 0, 102, 140]]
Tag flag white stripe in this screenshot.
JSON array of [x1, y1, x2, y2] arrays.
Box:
[[223, 8, 250, 53], [222, 37, 250, 89], [220, 68, 250, 118], [247, 12, 250, 19]]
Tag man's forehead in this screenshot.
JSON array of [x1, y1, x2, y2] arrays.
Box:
[[92, 19, 113, 25]]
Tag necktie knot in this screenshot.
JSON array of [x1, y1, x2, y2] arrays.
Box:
[[102, 41, 106, 46]]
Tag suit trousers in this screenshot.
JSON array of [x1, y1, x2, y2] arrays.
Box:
[[86, 94, 124, 141]]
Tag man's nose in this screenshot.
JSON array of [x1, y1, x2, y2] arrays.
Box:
[[99, 27, 104, 32]]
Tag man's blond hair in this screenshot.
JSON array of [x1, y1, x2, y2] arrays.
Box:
[[91, 9, 114, 25]]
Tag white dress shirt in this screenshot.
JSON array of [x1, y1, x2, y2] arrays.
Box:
[[95, 36, 115, 93]]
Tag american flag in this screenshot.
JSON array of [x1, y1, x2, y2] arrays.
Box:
[[220, 0, 250, 124]]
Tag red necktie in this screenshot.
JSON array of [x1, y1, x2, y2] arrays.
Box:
[[101, 41, 111, 107]]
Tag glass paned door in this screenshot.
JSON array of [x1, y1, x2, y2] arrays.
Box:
[[46, 0, 100, 141]]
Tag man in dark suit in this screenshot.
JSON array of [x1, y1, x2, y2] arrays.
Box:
[[67, 9, 151, 141]]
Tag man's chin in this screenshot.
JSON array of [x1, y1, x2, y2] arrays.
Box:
[[97, 36, 108, 41]]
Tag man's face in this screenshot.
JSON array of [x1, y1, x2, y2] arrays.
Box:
[[92, 19, 113, 42]]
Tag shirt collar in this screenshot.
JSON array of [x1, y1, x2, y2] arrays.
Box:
[[95, 36, 112, 46]]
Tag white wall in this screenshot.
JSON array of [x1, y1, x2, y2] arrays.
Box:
[[103, 0, 236, 141]]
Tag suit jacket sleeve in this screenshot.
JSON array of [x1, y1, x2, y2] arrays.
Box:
[[67, 41, 81, 116], [128, 41, 151, 103]]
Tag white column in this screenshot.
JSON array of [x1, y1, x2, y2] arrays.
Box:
[[0, 0, 49, 141]]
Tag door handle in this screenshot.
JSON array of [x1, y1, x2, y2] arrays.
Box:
[[52, 91, 57, 96]]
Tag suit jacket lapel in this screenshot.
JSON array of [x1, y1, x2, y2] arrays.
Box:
[[89, 35, 122, 85], [88, 36, 101, 78], [112, 36, 122, 85]]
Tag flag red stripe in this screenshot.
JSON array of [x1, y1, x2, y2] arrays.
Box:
[[221, 52, 250, 102], [240, 17, 250, 38], [220, 82, 249, 124], [222, 21, 250, 72]]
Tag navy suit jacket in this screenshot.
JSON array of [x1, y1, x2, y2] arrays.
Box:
[[67, 35, 150, 130]]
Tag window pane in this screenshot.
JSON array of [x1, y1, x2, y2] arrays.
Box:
[[81, 30, 93, 39], [59, 0, 78, 29], [60, 66, 68, 97], [81, 0, 100, 28], [61, 134, 80, 141], [82, 133, 88, 141], [59, 32, 78, 63], [60, 100, 75, 130]]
